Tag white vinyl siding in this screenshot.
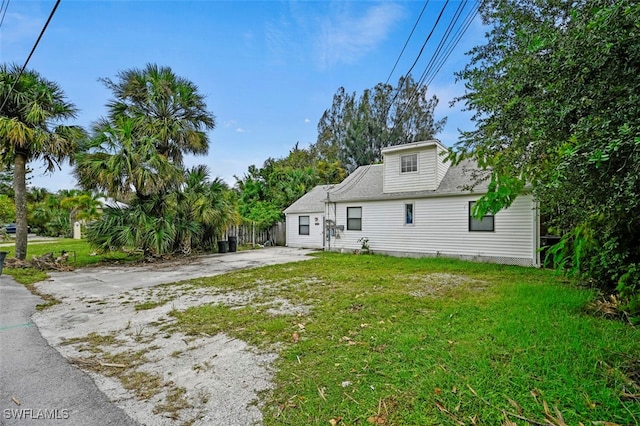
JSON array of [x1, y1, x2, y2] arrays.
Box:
[[327, 194, 537, 266], [285, 212, 325, 249], [436, 144, 450, 186], [384, 146, 438, 192]]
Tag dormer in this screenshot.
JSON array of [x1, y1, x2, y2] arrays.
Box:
[[381, 140, 450, 193]]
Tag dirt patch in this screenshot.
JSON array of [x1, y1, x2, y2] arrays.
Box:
[[35, 283, 287, 425], [30, 248, 315, 425], [404, 273, 489, 297]]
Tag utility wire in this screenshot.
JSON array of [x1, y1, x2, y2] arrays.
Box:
[[385, 0, 429, 85], [391, 1, 480, 126], [385, 0, 450, 119], [0, 0, 10, 29], [424, 3, 480, 87], [0, 0, 61, 111], [417, 0, 467, 88], [399, 0, 449, 86]]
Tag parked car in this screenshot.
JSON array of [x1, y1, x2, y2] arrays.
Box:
[[3, 223, 16, 233]]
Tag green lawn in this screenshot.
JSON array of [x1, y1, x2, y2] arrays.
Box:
[[168, 252, 639, 425], [2, 238, 141, 284], [2, 241, 637, 424]]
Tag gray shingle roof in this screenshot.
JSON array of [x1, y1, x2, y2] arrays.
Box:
[[283, 184, 334, 214], [284, 160, 490, 214], [327, 159, 489, 202]]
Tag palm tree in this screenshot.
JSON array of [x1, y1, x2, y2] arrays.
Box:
[[78, 65, 218, 256], [0, 64, 84, 259], [100, 63, 216, 166], [75, 116, 183, 200], [171, 166, 238, 253]]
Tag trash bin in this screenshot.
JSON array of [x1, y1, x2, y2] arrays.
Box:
[[0, 251, 7, 276], [217, 240, 228, 253], [228, 236, 237, 253]]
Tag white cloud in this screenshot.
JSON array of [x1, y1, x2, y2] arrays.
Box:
[[2, 11, 44, 44], [236, 128, 245, 133], [316, 3, 404, 69], [304, 118, 310, 123]]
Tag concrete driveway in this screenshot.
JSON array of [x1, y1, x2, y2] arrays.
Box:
[[2, 247, 315, 426]]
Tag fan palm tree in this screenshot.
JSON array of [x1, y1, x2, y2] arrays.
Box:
[[0, 64, 84, 259], [171, 165, 238, 254], [100, 63, 216, 166], [78, 65, 218, 256], [75, 116, 183, 200]]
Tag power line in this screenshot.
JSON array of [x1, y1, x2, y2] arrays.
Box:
[[400, 0, 450, 85], [424, 3, 480, 87], [386, 0, 450, 118], [0, 0, 10, 29], [417, 0, 468, 89], [391, 1, 480, 127], [385, 0, 429, 85], [0, 0, 61, 111]]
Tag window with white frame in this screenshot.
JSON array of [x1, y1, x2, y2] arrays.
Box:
[[469, 201, 494, 232], [405, 203, 414, 225], [400, 153, 418, 173], [347, 207, 362, 231], [299, 216, 310, 235]]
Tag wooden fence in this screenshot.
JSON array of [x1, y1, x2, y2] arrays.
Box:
[[225, 221, 286, 247]]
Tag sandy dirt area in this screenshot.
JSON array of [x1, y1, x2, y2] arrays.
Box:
[[31, 247, 315, 425]]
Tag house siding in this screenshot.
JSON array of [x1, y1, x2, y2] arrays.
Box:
[[285, 212, 325, 249], [436, 144, 450, 186], [383, 146, 438, 193], [326, 194, 538, 266]]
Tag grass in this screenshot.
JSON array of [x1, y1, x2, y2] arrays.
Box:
[[2, 238, 141, 284], [167, 252, 640, 425], [1, 238, 142, 309], [134, 300, 169, 311], [19, 238, 140, 268]]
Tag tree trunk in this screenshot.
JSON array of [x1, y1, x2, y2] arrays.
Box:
[[13, 152, 28, 260]]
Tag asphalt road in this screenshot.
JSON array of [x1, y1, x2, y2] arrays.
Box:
[[0, 275, 138, 426]]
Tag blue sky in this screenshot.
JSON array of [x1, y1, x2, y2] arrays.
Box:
[[1, 0, 485, 192]]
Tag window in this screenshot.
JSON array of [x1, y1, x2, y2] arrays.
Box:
[[401, 153, 418, 173], [469, 201, 494, 232], [347, 207, 362, 231], [299, 216, 310, 235], [405, 203, 414, 225]]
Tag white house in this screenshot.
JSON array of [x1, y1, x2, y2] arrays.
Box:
[[284, 140, 540, 267]]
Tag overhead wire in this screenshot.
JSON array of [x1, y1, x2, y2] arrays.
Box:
[[416, 0, 468, 89], [385, 0, 429, 85], [424, 2, 480, 87], [390, 0, 480, 127], [385, 0, 450, 120], [0, 0, 61, 111], [0, 0, 10, 29], [397, 0, 449, 87]]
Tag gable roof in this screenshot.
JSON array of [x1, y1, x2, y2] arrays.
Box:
[[283, 160, 491, 215], [327, 159, 489, 203], [283, 184, 333, 214]]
